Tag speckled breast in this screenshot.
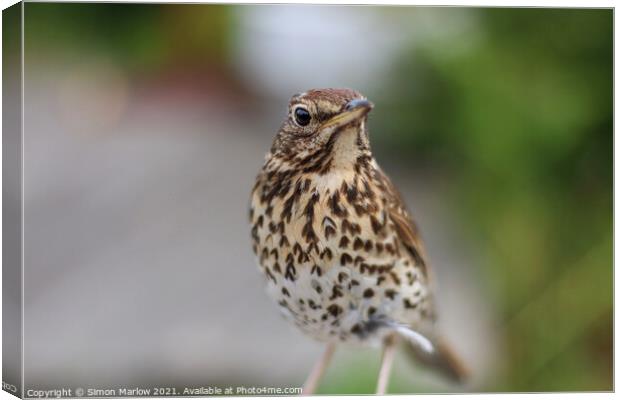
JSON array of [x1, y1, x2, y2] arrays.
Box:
[[250, 166, 432, 344]]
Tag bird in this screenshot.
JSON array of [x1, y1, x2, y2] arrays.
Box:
[[249, 88, 468, 394]]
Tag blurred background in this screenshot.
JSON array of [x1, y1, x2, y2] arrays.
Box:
[[16, 4, 611, 394]]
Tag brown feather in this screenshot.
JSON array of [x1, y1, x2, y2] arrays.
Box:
[[403, 333, 470, 383], [373, 167, 429, 277]]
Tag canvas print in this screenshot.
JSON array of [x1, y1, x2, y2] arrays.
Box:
[[2, 3, 613, 397]]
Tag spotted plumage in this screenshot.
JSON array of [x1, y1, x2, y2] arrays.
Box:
[[249, 89, 467, 391]]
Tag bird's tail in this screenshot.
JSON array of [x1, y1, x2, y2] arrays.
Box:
[[395, 325, 469, 383]]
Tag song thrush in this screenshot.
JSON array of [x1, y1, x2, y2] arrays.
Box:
[[249, 88, 467, 394]]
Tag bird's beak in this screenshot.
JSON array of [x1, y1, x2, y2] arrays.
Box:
[[320, 99, 374, 131]]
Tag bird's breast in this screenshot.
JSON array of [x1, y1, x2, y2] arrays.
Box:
[[250, 168, 431, 342]]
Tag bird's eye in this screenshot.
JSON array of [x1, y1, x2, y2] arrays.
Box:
[[294, 107, 312, 126]]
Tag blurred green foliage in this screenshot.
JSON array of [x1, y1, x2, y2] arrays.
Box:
[[3, 3, 22, 62], [25, 3, 233, 72], [373, 8, 612, 391]]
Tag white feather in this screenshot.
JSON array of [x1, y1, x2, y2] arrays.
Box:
[[394, 325, 435, 354]]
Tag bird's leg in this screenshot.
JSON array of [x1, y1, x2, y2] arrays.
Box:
[[376, 333, 398, 395], [302, 342, 336, 395]]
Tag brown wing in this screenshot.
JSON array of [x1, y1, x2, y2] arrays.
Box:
[[373, 166, 429, 278], [373, 168, 469, 381]]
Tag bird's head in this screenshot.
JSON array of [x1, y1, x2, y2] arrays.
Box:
[[270, 88, 374, 174]]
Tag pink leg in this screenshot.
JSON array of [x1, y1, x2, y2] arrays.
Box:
[[376, 334, 398, 395], [303, 342, 336, 395]]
